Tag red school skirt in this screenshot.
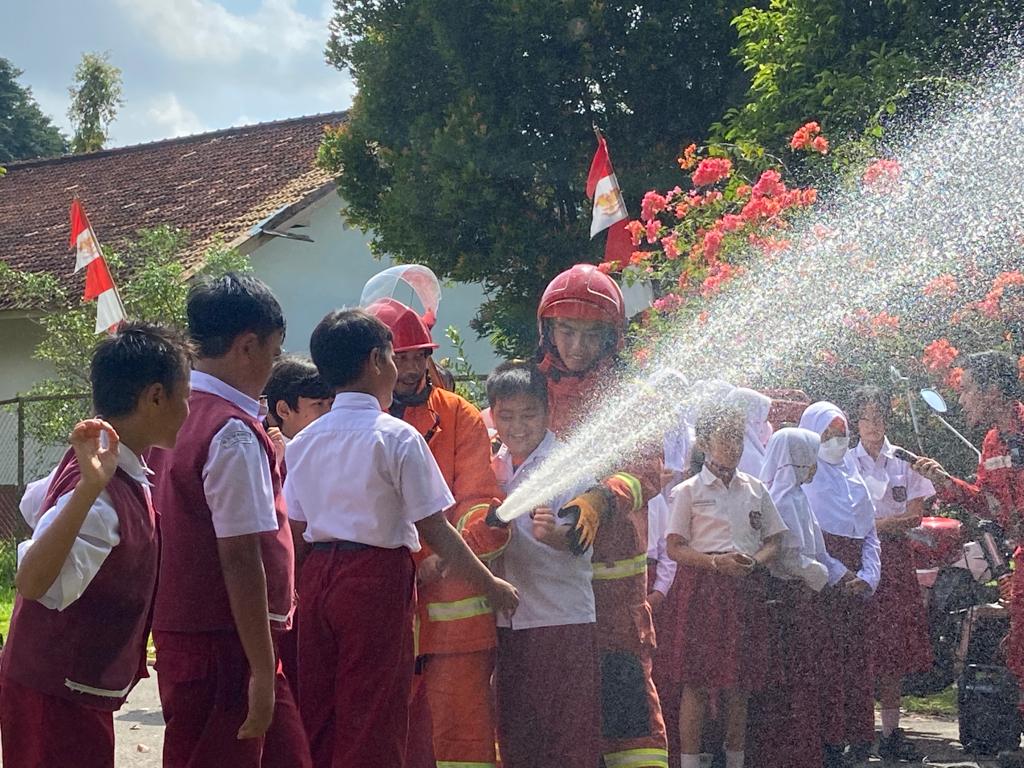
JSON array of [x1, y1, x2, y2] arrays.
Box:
[[818, 533, 876, 747], [656, 562, 770, 692], [870, 535, 933, 678]]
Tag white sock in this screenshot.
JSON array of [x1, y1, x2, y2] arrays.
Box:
[[725, 750, 745, 768], [680, 755, 701, 768], [881, 707, 900, 736]]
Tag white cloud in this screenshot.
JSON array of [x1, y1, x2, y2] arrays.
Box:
[[113, 0, 326, 64], [144, 93, 206, 138]]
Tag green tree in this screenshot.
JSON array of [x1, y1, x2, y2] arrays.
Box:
[[322, 0, 751, 356], [0, 226, 249, 443], [718, 0, 1019, 154], [68, 52, 123, 153], [0, 58, 68, 163]]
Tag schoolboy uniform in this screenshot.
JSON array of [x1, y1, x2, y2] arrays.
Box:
[[853, 439, 935, 679], [284, 392, 455, 768], [646, 491, 678, 600], [0, 447, 157, 768], [152, 371, 308, 768], [662, 467, 787, 692], [490, 429, 600, 768]]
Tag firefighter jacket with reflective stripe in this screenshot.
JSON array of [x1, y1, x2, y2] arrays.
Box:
[[401, 384, 505, 655]]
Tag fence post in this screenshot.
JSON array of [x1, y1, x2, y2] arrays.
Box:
[[16, 398, 24, 490]]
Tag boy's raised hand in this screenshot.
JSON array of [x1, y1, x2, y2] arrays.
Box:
[[70, 419, 120, 491], [486, 576, 519, 618]]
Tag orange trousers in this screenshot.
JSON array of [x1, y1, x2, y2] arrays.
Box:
[[407, 650, 497, 768]]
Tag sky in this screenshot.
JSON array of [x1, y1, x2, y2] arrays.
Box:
[[3, 0, 355, 147]]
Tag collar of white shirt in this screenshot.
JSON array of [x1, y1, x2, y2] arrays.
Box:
[[117, 449, 153, 486], [496, 429, 557, 479], [854, 437, 894, 464], [699, 464, 746, 489], [190, 370, 262, 420], [331, 392, 383, 412]]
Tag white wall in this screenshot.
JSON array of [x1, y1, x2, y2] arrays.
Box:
[[248, 195, 500, 372], [0, 317, 55, 400]]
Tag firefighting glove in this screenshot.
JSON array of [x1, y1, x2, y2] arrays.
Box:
[[558, 486, 614, 556]]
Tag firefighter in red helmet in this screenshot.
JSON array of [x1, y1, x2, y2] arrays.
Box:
[[365, 297, 507, 768], [535, 264, 669, 768]]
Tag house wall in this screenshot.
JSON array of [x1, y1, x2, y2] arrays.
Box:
[[0, 317, 54, 400], [247, 196, 500, 371]]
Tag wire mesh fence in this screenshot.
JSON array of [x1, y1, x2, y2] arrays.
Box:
[[0, 394, 90, 541]]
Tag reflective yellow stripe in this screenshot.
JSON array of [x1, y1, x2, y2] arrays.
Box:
[[603, 747, 670, 768], [456, 503, 491, 532], [610, 472, 644, 513], [435, 762, 498, 768], [592, 553, 648, 581], [426, 595, 492, 622]]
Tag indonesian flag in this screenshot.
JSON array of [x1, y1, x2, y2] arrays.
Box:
[[586, 134, 632, 265], [70, 199, 127, 334]]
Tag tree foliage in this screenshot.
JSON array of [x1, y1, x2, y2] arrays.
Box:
[[0, 227, 249, 443], [0, 58, 67, 163], [717, 0, 1020, 154], [68, 52, 123, 154], [322, 0, 752, 356]]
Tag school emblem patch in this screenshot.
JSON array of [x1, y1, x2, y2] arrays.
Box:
[[749, 509, 762, 530], [891, 486, 907, 503]]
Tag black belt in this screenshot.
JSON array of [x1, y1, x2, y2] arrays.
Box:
[[311, 540, 372, 552]]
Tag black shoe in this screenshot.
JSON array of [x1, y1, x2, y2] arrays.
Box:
[[998, 749, 1024, 768], [824, 744, 847, 768], [878, 728, 922, 762], [845, 741, 873, 764]]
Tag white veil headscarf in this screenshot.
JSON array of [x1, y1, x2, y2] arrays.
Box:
[[663, 379, 734, 473], [759, 427, 835, 590], [726, 387, 773, 477], [798, 401, 876, 538]]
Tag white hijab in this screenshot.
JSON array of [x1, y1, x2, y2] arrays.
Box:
[[726, 387, 773, 476], [798, 401, 876, 538], [663, 379, 734, 472], [759, 428, 819, 549]]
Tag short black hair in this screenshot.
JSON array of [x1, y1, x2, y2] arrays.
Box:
[[848, 385, 892, 423], [91, 322, 194, 418], [265, 356, 332, 419], [964, 350, 1024, 401], [694, 402, 746, 445], [486, 361, 548, 409], [310, 309, 392, 389], [187, 272, 285, 358]]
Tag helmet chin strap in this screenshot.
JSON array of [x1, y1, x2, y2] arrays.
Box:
[[389, 374, 433, 418]]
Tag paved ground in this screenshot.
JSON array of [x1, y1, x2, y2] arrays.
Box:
[[0, 674, 1017, 766]]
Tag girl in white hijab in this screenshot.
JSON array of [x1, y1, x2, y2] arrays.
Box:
[[725, 388, 773, 477], [747, 428, 846, 768], [798, 401, 881, 768]]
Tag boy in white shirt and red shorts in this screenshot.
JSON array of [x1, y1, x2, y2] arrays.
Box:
[[284, 309, 518, 768]]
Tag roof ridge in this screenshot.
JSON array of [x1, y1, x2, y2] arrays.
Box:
[[6, 110, 349, 170]]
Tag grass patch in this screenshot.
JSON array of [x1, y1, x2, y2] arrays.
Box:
[[0, 538, 16, 640], [904, 685, 958, 716]]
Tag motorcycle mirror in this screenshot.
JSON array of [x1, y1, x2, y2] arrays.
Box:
[[920, 388, 949, 414]]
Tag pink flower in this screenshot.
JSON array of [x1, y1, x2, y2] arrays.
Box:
[[718, 214, 744, 232], [923, 338, 959, 373], [652, 293, 684, 313], [625, 220, 645, 246], [661, 234, 680, 260], [811, 135, 829, 154], [691, 157, 733, 187], [702, 229, 724, 261], [678, 143, 698, 170], [752, 169, 786, 199], [862, 159, 902, 191], [701, 262, 741, 297], [645, 218, 661, 244], [923, 274, 958, 297], [597, 260, 620, 274], [641, 190, 668, 222]]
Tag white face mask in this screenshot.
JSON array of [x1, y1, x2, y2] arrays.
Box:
[[819, 436, 850, 465]]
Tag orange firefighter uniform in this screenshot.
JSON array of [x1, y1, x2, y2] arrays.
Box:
[[537, 265, 669, 768]]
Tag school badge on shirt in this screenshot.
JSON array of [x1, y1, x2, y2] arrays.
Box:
[[891, 486, 907, 503], [749, 509, 762, 530]]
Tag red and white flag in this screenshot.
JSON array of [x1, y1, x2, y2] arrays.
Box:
[[586, 133, 632, 265], [70, 199, 127, 334]]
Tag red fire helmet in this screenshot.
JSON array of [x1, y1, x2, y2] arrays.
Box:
[[365, 297, 439, 354], [537, 264, 626, 346]]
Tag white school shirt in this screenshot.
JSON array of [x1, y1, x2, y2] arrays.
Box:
[[490, 430, 595, 629], [667, 466, 787, 555], [852, 439, 935, 519], [191, 371, 279, 538], [20, 467, 57, 529], [646, 491, 678, 596], [18, 449, 152, 612], [284, 392, 454, 551]]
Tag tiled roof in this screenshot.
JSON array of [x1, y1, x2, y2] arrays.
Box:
[[0, 111, 346, 310]]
